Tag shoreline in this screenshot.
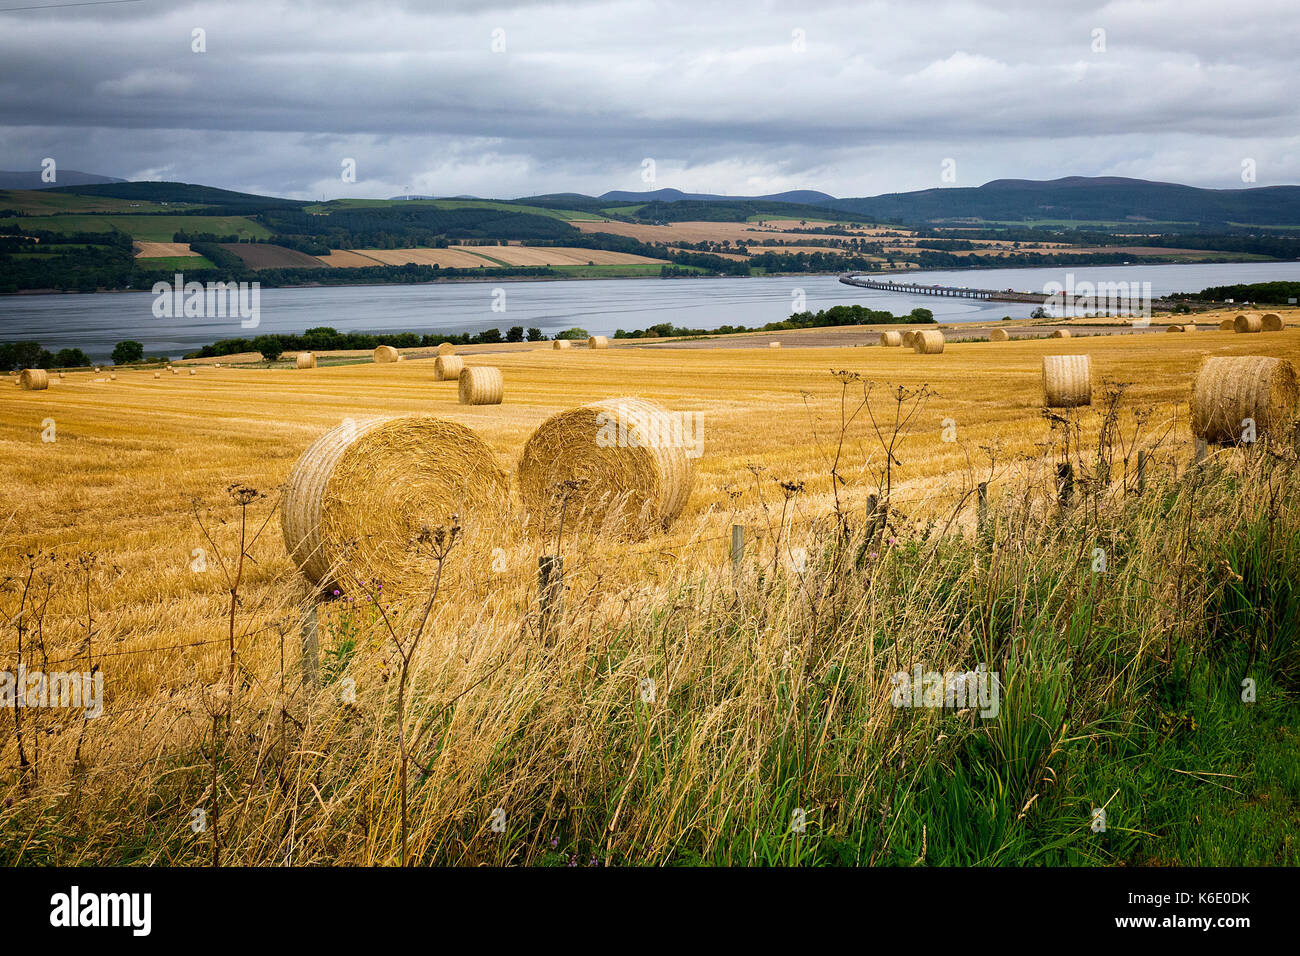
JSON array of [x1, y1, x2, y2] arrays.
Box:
[[0, 254, 1287, 298]]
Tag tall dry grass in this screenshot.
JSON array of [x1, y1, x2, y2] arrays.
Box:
[[4, 373, 1299, 865]]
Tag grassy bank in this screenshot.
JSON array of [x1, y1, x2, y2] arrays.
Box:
[[2, 419, 1297, 865]]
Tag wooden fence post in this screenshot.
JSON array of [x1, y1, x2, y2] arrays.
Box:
[[1056, 463, 1074, 508], [730, 524, 745, 578], [1136, 450, 1147, 496], [538, 555, 564, 642], [300, 602, 319, 689], [1194, 438, 1208, 466], [976, 482, 988, 535]]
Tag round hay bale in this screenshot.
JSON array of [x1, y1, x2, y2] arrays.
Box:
[[517, 397, 695, 537], [154, 372, 161, 379], [1262, 312, 1284, 332], [109, 373, 117, 381], [1043, 355, 1092, 408], [189, 368, 197, 376], [989, 328, 1009, 342], [553, 340, 572, 350], [1051, 329, 1071, 339], [281, 415, 509, 591], [1219, 318, 1235, 331], [434, 355, 464, 381], [902, 330, 918, 348], [1234, 313, 1263, 334], [1191, 356, 1297, 445], [880, 330, 902, 347], [1166, 324, 1186, 332], [588, 335, 609, 350], [769, 341, 781, 349], [437, 342, 457, 357], [397, 355, 405, 362], [18, 368, 48, 390], [459, 366, 504, 405], [912, 330, 945, 354], [373, 345, 400, 364], [170, 368, 178, 375], [296, 352, 317, 369]]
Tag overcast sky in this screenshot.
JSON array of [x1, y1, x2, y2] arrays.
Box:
[[2, 0, 1297, 200]]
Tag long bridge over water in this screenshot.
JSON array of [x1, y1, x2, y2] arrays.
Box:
[[839, 274, 1173, 311]]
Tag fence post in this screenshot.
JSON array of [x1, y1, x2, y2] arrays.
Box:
[[1194, 438, 1208, 467], [538, 555, 564, 642], [1136, 450, 1147, 496], [1056, 463, 1074, 508], [300, 602, 319, 689], [730, 524, 745, 578], [976, 482, 988, 535]]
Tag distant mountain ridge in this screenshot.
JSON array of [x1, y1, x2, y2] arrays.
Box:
[[598, 187, 838, 205], [11, 173, 1300, 226], [823, 177, 1300, 225]]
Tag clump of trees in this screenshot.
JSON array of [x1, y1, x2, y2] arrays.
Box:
[[188, 325, 527, 360], [0, 341, 92, 370], [614, 304, 934, 339], [111, 340, 144, 365]]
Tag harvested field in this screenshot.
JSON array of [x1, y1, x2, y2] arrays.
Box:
[[463, 245, 665, 266], [355, 248, 499, 269], [219, 243, 326, 269], [316, 250, 387, 268], [573, 219, 884, 245], [133, 241, 199, 258], [4, 323, 1300, 870]]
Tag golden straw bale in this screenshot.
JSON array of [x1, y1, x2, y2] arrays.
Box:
[[434, 355, 464, 381], [588, 335, 609, 349], [296, 352, 317, 368], [18, 368, 48, 390], [1262, 312, 1283, 332], [1043, 355, 1092, 408], [1234, 313, 1263, 333], [281, 415, 509, 591], [1191, 356, 1298, 445], [1051, 329, 1071, 338], [912, 330, 945, 354], [458, 366, 504, 405], [553, 340, 572, 350], [373, 345, 400, 363], [879, 330, 902, 347], [989, 328, 1009, 342], [1219, 319, 1235, 331], [437, 342, 457, 356], [517, 397, 695, 537]]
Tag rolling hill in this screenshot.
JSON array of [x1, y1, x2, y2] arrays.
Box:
[[0, 169, 125, 189], [825, 177, 1300, 226]]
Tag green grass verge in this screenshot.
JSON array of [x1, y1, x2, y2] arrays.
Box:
[[133, 255, 217, 270], [0, 214, 272, 241]]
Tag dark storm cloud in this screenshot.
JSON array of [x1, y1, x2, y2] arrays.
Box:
[[1, 0, 1296, 198]]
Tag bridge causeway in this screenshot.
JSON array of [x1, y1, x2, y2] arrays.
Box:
[[838, 274, 1171, 311]]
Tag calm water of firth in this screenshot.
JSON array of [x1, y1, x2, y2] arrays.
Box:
[[2, 261, 1299, 360]]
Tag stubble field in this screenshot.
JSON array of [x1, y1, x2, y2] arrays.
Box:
[[3, 325, 1299, 865]]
